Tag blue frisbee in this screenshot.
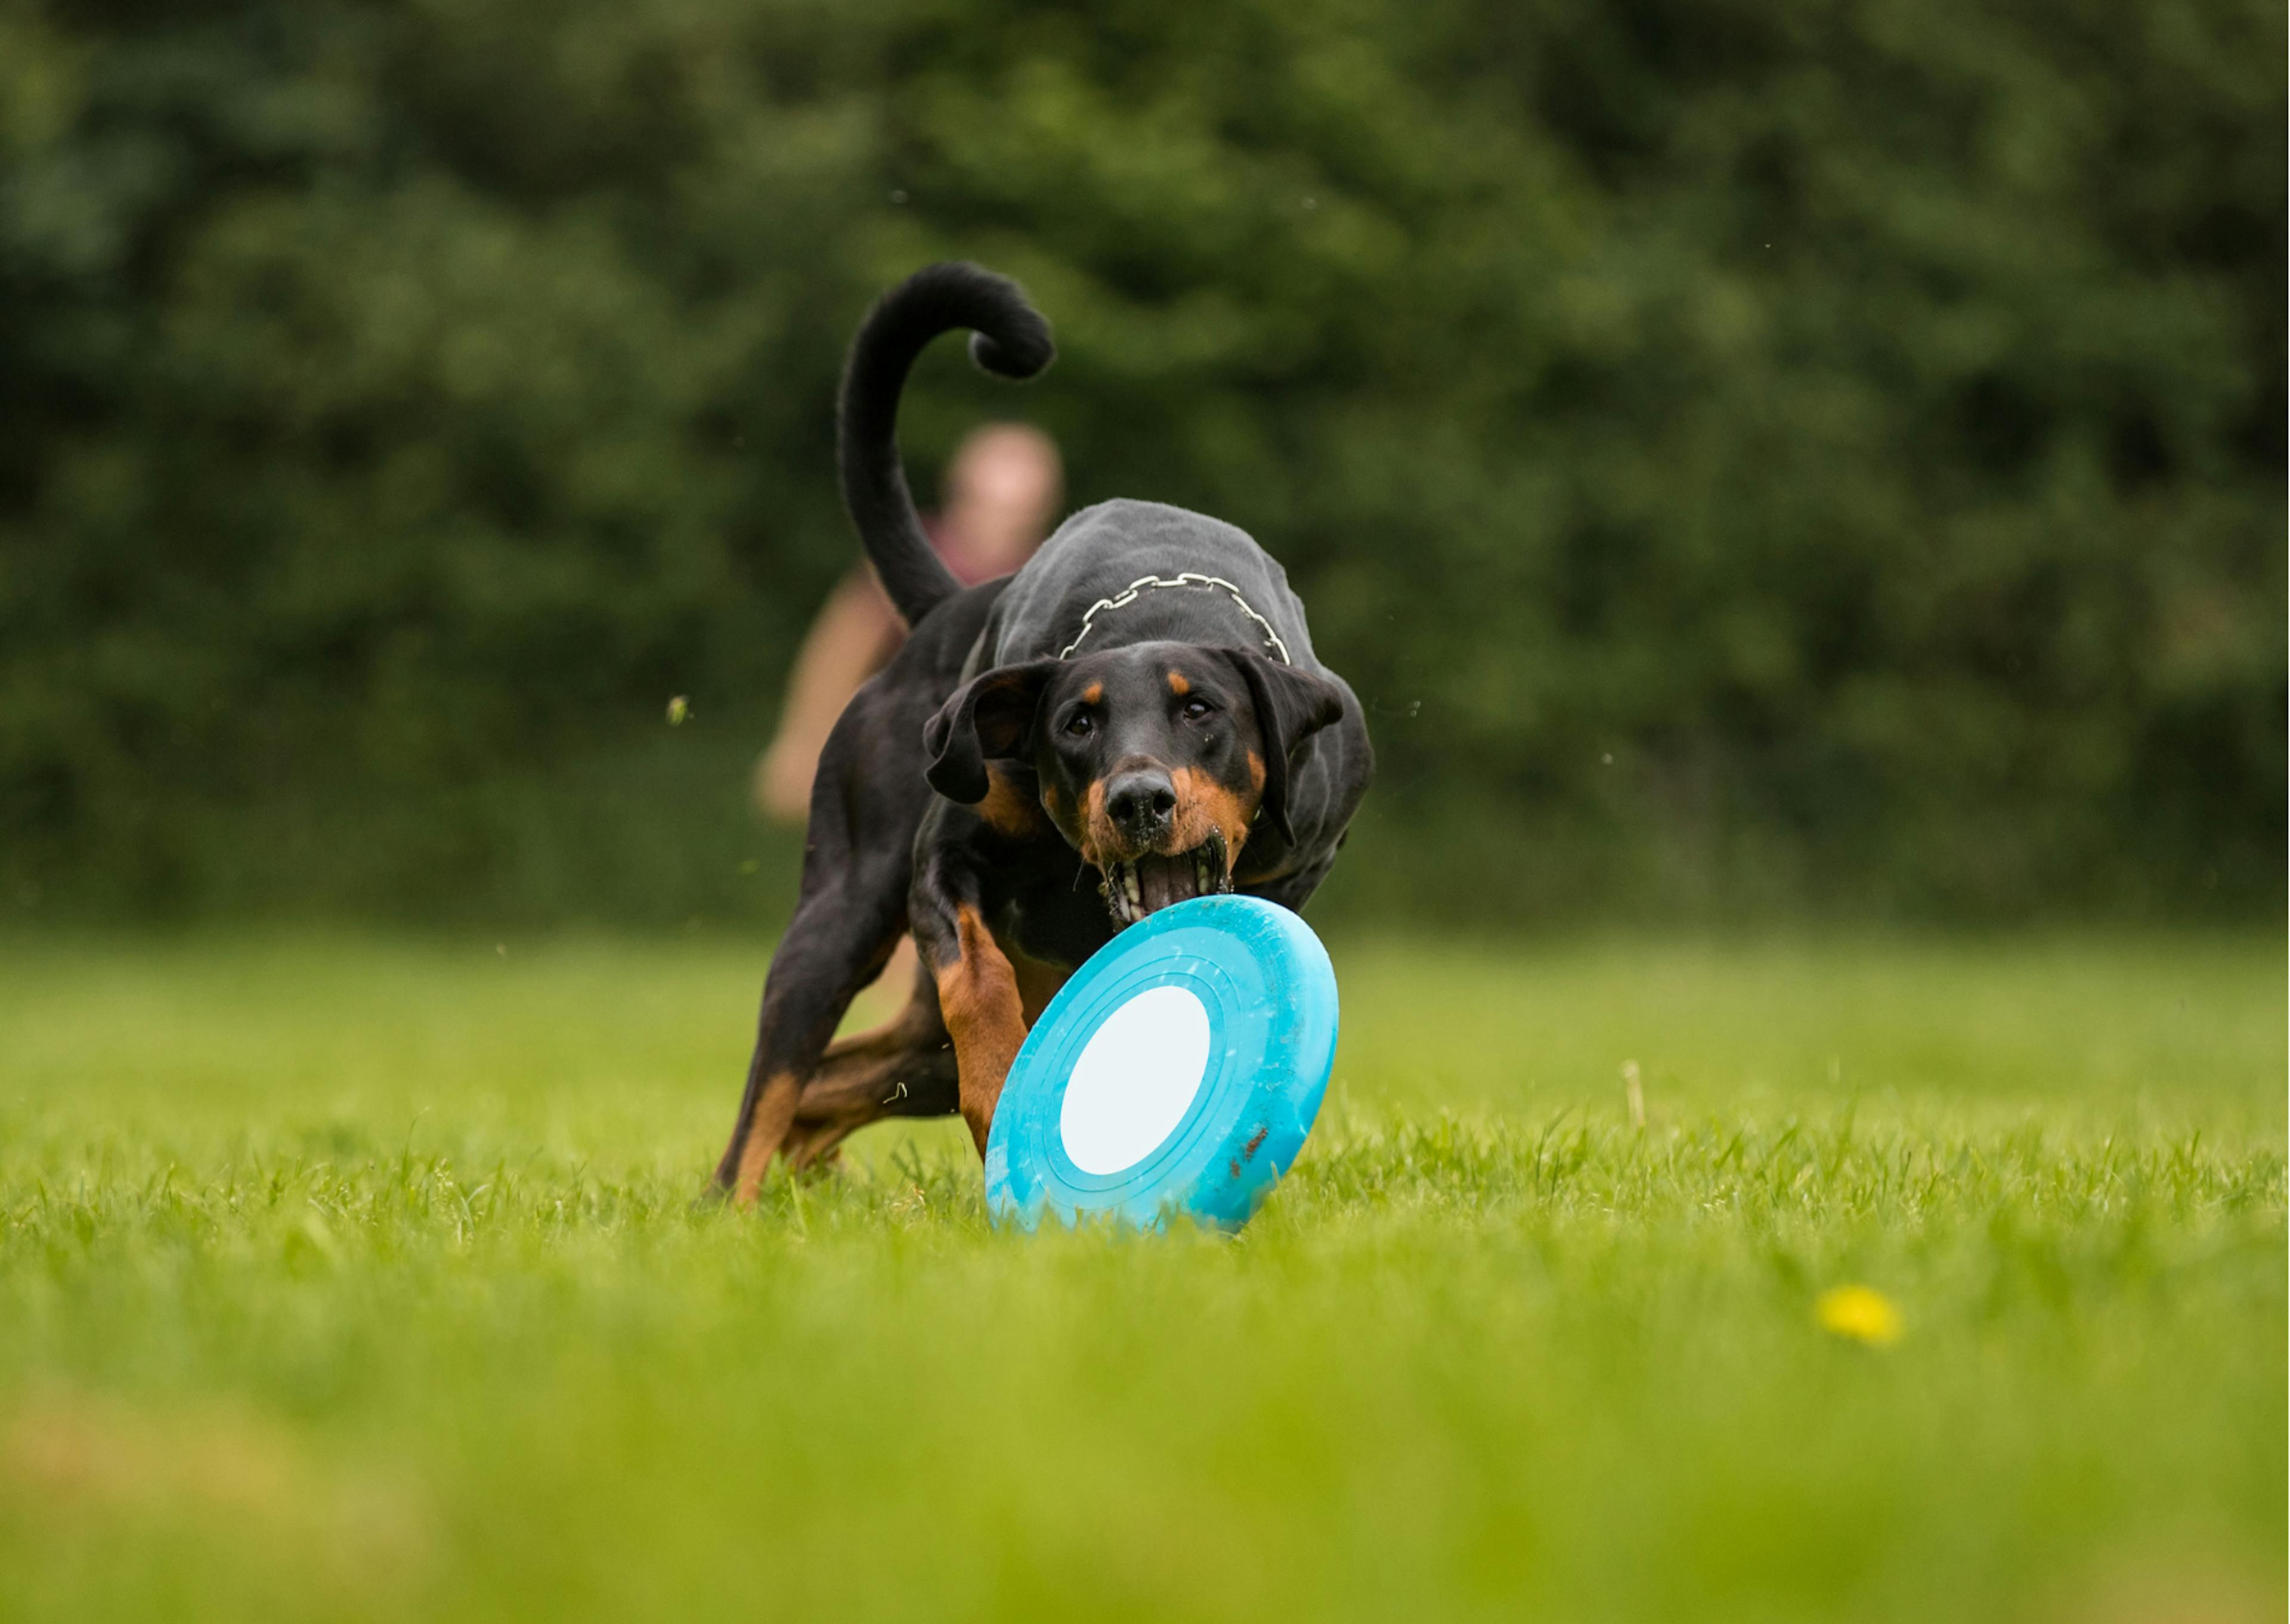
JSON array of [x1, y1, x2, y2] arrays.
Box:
[[984, 894, 1338, 1234]]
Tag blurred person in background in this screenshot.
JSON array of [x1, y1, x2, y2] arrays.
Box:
[[754, 422, 1064, 823]]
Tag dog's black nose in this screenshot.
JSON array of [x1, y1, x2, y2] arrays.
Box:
[[1106, 770, 1178, 839]]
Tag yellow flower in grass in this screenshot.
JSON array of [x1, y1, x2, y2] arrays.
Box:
[[1816, 1284, 1904, 1347]]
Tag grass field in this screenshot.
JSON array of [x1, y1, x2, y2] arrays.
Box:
[[0, 929, 2281, 1623]]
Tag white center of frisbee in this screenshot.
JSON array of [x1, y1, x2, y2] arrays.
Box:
[[1059, 984, 1213, 1176]]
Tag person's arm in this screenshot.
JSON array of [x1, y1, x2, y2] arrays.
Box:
[[753, 571, 906, 822]]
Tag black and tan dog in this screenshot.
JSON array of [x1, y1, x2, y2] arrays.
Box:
[[713, 263, 1372, 1202]]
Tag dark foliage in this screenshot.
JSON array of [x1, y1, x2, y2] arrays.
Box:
[[1, 0, 2280, 924]]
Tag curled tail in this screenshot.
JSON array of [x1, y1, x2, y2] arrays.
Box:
[[837, 262, 1056, 625]]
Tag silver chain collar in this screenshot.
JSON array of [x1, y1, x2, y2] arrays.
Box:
[[1054, 572, 1292, 664]]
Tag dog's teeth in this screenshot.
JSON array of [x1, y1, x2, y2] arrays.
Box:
[[1123, 866, 1142, 909]]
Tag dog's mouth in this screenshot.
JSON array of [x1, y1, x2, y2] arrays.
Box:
[[1100, 828, 1232, 926]]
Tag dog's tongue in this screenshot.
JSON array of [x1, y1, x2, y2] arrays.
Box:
[[1135, 853, 1199, 915]]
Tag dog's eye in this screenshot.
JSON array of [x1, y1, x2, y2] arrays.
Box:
[[1064, 712, 1095, 738], [1181, 698, 1215, 721]]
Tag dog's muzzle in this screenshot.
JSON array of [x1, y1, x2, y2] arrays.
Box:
[[1100, 827, 1233, 926]]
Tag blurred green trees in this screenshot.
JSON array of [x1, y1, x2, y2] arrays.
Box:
[[1, 0, 2280, 925]]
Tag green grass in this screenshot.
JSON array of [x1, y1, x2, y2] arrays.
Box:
[[0, 929, 2281, 1623]]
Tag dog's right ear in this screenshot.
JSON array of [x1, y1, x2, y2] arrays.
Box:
[[923, 660, 1060, 804]]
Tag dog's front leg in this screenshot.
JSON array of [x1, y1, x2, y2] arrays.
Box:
[[911, 857, 1027, 1157]]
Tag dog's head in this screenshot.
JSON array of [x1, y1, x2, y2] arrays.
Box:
[[924, 641, 1346, 925]]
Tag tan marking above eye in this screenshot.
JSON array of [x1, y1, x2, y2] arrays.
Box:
[[1167, 671, 1191, 696], [1081, 681, 1103, 705]]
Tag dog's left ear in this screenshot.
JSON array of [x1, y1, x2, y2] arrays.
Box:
[[923, 659, 1059, 804], [1221, 649, 1347, 846]]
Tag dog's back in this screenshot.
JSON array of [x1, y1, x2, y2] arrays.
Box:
[[981, 498, 1322, 673]]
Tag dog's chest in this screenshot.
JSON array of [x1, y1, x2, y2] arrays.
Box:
[[986, 869, 1116, 978]]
